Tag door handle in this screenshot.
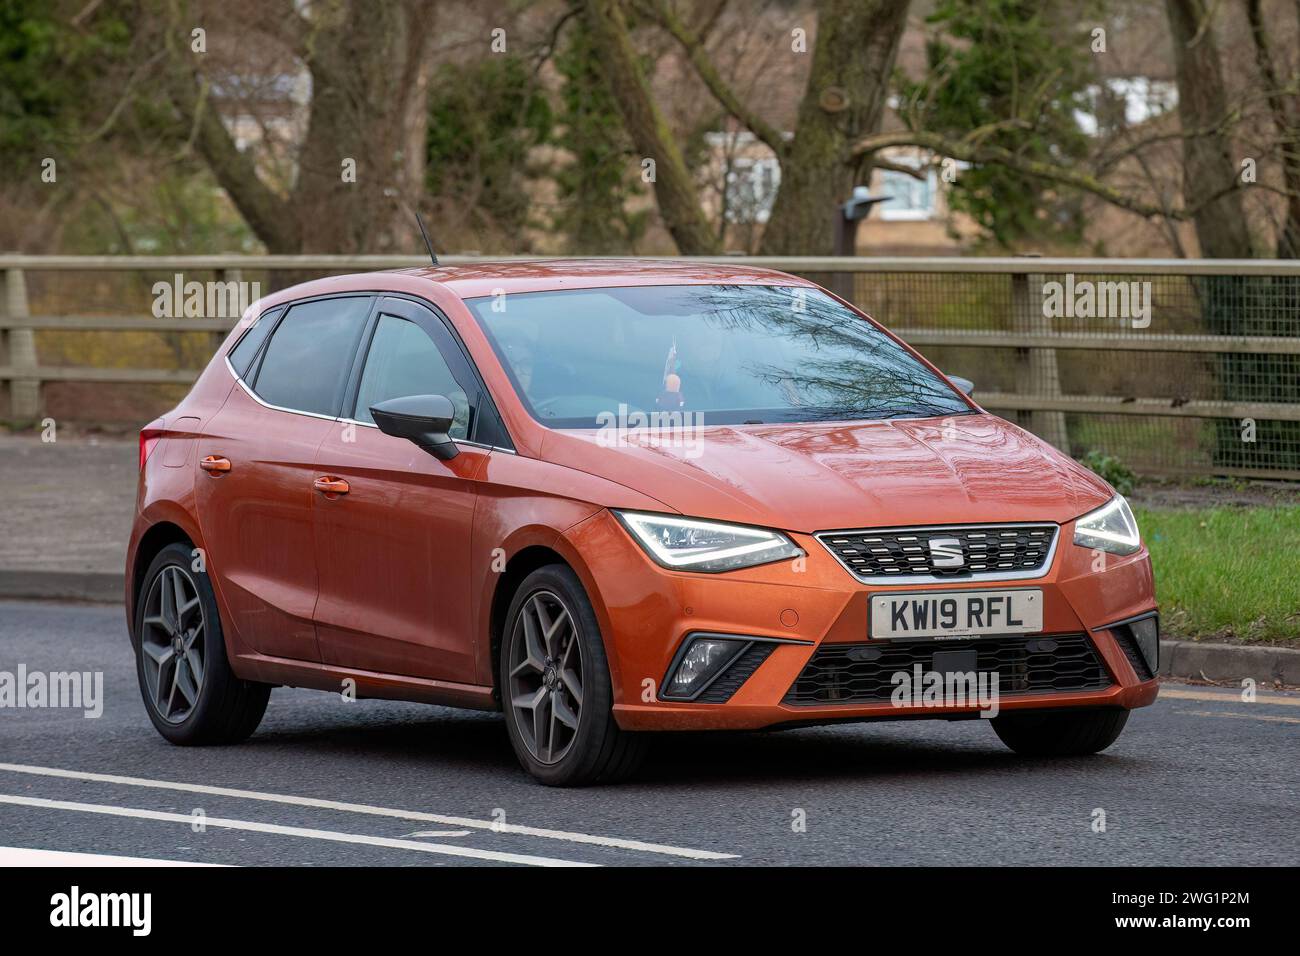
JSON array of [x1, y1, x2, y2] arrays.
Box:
[[199, 455, 231, 474], [313, 476, 350, 497]]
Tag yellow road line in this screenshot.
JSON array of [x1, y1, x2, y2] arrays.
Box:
[[1160, 687, 1300, 707], [1175, 709, 1300, 725]]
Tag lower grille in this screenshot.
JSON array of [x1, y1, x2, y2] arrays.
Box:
[[783, 633, 1110, 706], [695, 642, 776, 703]]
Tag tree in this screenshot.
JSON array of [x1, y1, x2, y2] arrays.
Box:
[[848, 0, 1292, 259], [1163, 0, 1295, 472], [755, 0, 910, 254], [154, 0, 440, 254], [0, 0, 132, 249], [582, 0, 912, 255], [1244, 0, 1300, 258], [580, 0, 720, 253], [896, 0, 1098, 247], [1164, 0, 1253, 258], [425, 53, 553, 250], [551, 13, 650, 252]]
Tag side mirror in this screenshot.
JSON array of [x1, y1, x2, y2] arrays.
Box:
[[948, 375, 974, 396], [370, 394, 459, 460]]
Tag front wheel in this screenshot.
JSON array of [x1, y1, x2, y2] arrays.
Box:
[[499, 565, 647, 786], [991, 707, 1129, 756], [133, 542, 270, 745]]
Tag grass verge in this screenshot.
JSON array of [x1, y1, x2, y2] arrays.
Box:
[[1136, 506, 1300, 647]]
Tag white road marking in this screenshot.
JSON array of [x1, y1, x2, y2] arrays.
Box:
[[0, 794, 593, 867], [0, 845, 225, 867], [404, 829, 473, 838], [0, 762, 737, 861]]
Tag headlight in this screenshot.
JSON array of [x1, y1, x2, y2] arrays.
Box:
[[613, 511, 804, 572], [1073, 496, 1140, 555]]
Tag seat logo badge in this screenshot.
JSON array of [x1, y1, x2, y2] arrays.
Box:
[[929, 537, 964, 567]]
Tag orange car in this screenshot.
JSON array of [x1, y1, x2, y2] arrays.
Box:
[[126, 260, 1158, 785]]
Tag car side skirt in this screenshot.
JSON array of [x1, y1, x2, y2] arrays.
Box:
[[230, 651, 499, 711]]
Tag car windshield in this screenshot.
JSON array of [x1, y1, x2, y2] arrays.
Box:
[[467, 284, 971, 427]]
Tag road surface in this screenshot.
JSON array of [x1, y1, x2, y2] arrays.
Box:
[[1, 600, 1295, 866]]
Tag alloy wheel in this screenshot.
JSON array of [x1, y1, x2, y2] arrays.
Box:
[[139, 565, 206, 724], [507, 589, 584, 764]]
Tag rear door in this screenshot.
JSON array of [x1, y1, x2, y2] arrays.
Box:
[[195, 294, 373, 662], [310, 296, 501, 682]]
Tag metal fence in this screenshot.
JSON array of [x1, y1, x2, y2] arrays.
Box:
[[1, 254, 1298, 480]]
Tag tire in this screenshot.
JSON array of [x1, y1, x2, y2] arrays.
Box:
[[133, 542, 271, 745], [499, 564, 647, 786], [991, 707, 1129, 757]]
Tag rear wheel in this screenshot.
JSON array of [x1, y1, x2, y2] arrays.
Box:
[[991, 708, 1129, 756], [500, 565, 647, 786], [134, 543, 270, 744]]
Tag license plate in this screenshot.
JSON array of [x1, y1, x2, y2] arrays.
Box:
[[870, 588, 1042, 640]]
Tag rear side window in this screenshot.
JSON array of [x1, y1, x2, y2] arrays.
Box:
[[252, 297, 371, 416], [353, 315, 470, 438], [227, 307, 280, 377]]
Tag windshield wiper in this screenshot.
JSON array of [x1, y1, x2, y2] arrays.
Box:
[[879, 405, 973, 420]]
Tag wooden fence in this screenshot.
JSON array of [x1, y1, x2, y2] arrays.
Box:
[[2, 255, 1298, 479]]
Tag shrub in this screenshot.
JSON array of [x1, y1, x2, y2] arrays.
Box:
[[1078, 449, 1137, 495]]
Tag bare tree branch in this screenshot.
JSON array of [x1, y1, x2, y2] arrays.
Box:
[[850, 128, 1246, 220], [534, 3, 583, 72], [873, 158, 928, 180], [160, 11, 297, 251], [80, 49, 166, 144], [641, 0, 789, 157], [1133, 149, 1191, 257]]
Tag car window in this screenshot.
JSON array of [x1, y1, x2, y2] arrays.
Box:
[[467, 284, 972, 428], [353, 314, 470, 439], [252, 297, 370, 416], [227, 307, 280, 377]]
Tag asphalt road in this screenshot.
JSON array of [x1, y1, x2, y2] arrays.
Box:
[[1, 600, 1296, 867]]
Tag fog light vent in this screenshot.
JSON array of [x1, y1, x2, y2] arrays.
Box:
[[662, 637, 747, 700], [1112, 614, 1159, 681], [1129, 615, 1159, 676]]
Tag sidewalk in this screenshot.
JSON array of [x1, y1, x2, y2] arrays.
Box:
[[0, 434, 135, 599]]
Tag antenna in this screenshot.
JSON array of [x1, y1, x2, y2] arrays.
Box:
[[414, 212, 439, 266]]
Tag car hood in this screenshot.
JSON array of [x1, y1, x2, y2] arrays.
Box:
[[539, 414, 1113, 534]]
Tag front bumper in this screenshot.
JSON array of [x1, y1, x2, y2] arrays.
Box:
[[560, 510, 1159, 731]]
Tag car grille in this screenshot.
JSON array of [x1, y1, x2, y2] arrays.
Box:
[[782, 633, 1110, 706], [816, 523, 1057, 581]]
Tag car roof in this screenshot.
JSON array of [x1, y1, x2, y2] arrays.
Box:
[[388, 257, 816, 299]]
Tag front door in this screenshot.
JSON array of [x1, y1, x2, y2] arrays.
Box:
[[311, 297, 489, 682]]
